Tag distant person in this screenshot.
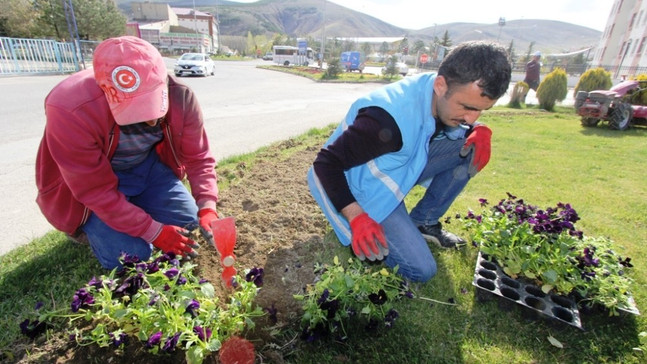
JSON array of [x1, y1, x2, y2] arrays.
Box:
[[307, 41, 511, 282], [523, 51, 541, 102], [35, 36, 226, 269]]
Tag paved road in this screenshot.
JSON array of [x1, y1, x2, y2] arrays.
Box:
[[0, 59, 384, 255]]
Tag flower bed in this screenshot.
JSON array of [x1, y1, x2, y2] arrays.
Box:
[[20, 252, 263, 364], [459, 193, 638, 316]]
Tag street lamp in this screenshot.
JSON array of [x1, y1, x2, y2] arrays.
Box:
[[497, 17, 506, 43]]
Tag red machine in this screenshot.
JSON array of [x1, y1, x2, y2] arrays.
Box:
[[575, 80, 647, 130]]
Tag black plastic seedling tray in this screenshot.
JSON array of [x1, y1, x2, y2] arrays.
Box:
[[472, 252, 584, 330]]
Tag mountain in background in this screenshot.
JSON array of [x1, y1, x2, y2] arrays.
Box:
[[117, 0, 601, 53]]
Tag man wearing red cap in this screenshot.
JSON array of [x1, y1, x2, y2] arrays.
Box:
[[35, 36, 224, 269]]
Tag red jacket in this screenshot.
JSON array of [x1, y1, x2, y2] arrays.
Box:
[[36, 69, 218, 241]]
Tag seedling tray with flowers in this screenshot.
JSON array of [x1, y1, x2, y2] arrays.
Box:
[[459, 193, 639, 329], [473, 251, 583, 329]]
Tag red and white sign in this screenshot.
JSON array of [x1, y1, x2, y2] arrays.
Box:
[[420, 53, 429, 64]]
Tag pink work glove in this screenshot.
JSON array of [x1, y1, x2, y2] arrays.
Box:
[[198, 208, 219, 247], [460, 124, 492, 177], [152, 225, 199, 257], [349, 213, 389, 261]]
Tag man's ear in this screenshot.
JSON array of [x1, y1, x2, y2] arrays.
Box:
[[434, 75, 448, 98]]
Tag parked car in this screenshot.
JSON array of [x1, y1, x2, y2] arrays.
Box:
[[262, 52, 273, 60], [574, 80, 647, 130], [174, 53, 215, 77], [382, 61, 409, 76]]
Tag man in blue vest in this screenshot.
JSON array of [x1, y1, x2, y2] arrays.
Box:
[[308, 42, 511, 282]]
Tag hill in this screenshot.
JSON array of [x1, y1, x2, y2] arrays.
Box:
[[117, 0, 601, 53]]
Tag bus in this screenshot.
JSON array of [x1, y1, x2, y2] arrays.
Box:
[[272, 45, 314, 66]]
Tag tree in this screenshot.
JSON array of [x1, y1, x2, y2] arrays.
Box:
[[382, 54, 400, 78], [412, 40, 426, 55], [440, 30, 452, 47], [524, 41, 536, 62], [1, 0, 126, 40], [399, 37, 409, 55], [361, 42, 372, 59], [1, 0, 42, 38], [72, 0, 126, 40], [379, 41, 390, 60], [507, 39, 516, 64]]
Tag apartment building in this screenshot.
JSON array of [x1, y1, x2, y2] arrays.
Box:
[[129, 2, 219, 54], [591, 0, 647, 80]]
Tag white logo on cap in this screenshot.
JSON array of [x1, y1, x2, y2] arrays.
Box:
[[111, 66, 140, 93]]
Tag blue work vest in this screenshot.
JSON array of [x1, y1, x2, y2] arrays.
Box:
[[308, 73, 437, 246]]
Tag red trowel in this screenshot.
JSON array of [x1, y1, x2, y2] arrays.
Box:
[[209, 217, 237, 287]]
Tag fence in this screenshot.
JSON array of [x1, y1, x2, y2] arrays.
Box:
[[0, 37, 100, 76]]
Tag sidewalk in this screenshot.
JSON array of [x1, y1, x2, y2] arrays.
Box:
[[495, 86, 575, 107]]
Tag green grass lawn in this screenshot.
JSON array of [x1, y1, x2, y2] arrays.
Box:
[[1, 106, 646, 363]]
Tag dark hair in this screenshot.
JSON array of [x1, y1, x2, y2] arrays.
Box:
[[437, 41, 511, 99]]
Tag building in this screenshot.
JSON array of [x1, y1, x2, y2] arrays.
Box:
[[591, 0, 647, 80], [129, 2, 219, 54]]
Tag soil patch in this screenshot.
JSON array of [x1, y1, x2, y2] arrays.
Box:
[[13, 135, 336, 363]]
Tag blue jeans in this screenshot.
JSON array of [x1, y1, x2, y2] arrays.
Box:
[[382, 138, 471, 281], [82, 151, 198, 269]]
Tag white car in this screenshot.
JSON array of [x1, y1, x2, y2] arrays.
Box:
[[174, 53, 215, 77], [382, 61, 409, 76]]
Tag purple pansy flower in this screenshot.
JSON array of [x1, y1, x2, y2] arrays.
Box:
[[193, 326, 212, 341], [146, 331, 162, 349], [162, 332, 181, 352], [185, 299, 200, 317], [245, 267, 264, 287], [164, 267, 179, 279], [71, 287, 95, 312]]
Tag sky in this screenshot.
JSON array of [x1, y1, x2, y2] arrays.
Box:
[[229, 0, 613, 32]]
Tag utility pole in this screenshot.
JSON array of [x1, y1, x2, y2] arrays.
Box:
[[319, 0, 326, 69], [192, 0, 200, 52], [62, 0, 85, 70], [214, 0, 221, 54]]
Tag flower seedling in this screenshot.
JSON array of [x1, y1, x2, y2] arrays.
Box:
[[459, 193, 636, 315], [294, 256, 412, 341], [21, 252, 264, 364]]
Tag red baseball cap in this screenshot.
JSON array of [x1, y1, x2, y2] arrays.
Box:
[[93, 36, 169, 125]]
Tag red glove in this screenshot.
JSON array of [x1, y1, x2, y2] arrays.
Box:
[[349, 213, 389, 261], [198, 208, 219, 246], [460, 124, 492, 176], [152, 225, 199, 257]]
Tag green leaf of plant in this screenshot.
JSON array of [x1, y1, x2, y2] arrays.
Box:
[[361, 305, 371, 315], [200, 283, 215, 298], [541, 284, 553, 294], [207, 338, 222, 352], [113, 308, 128, 318], [186, 346, 204, 364], [542, 269, 558, 284]]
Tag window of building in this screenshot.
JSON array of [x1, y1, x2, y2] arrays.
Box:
[[638, 37, 647, 54]]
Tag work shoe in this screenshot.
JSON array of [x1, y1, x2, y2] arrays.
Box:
[[417, 222, 466, 249]]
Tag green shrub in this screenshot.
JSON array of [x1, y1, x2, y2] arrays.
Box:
[[574, 67, 612, 95], [323, 57, 342, 79], [536, 68, 568, 111], [507, 81, 529, 108], [382, 55, 400, 78], [629, 73, 647, 105]]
